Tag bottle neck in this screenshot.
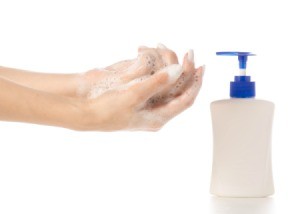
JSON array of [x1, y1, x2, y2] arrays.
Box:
[[230, 76, 256, 98]]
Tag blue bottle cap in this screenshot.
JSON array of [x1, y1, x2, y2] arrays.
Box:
[[216, 52, 256, 98]]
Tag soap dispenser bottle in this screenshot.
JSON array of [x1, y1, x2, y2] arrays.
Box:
[[210, 52, 275, 197]]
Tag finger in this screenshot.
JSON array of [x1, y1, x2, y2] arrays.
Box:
[[127, 64, 183, 105], [138, 45, 150, 53], [138, 66, 203, 131], [157, 43, 168, 49], [137, 44, 176, 74], [106, 59, 136, 72], [121, 50, 162, 82], [170, 49, 195, 96], [146, 50, 196, 107], [138, 44, 165, 54], [185, 49, 195, 68], [156, 43, 179, 65], [182, 49, 196, 86], [153, 65, 204, 118], [120, 58, 153, 82]]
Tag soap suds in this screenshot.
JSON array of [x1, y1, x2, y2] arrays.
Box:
[[87, 76, 121, 99], [78, 50, 174, 101]]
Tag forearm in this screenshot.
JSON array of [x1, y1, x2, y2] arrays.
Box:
[[0, 77, 85, 130], [0, 66, 79, 97]]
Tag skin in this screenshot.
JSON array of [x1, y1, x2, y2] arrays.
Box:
[[0, 45, 204, 131], [0, 66, 79, 97]]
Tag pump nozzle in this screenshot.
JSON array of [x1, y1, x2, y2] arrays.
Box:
[[216, 51, 256, 98], [216, 52, 255, 75]]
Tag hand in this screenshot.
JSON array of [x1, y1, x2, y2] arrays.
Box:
[[0, 44, 204, 132], [80, 62, 204, 131], [76, 46, 167, 99], [77, 44, 201, 107], [139, 45, 199, 108]]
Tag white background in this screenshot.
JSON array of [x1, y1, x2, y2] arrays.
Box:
[[0, 0, 299, 213]]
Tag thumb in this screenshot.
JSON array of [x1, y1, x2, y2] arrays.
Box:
[[129, 64, 183, 104]]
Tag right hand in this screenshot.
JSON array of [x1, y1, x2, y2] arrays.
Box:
[[79, 61, 204, 131]]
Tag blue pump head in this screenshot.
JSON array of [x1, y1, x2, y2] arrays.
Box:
[[216, 52, 256, 98]]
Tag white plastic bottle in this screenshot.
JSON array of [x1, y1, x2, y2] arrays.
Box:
[[210, 52, 275, 197]]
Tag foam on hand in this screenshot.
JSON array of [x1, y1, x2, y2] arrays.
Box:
[[76, 48, 190, 110], [165, 64, 183, 83]]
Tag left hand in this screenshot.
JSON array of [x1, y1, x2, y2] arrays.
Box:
[[77, 44, 203, 108]]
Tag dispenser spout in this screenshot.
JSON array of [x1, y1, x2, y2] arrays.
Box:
[[216, 52, 255, 76], [216, 51, 256, 98]]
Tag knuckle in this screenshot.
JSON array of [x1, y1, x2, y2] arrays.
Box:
[[166, 51, 178, 62], [140, 52, 156, 63]]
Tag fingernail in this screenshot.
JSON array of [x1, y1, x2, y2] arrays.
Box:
[[187, 49, 194, 63], [202, 65, 205, 77], [164, 64, 183, 83], [157, 43, 168, 49]]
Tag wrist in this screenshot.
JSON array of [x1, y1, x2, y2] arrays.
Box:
[[65, 97, 91, 131]]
